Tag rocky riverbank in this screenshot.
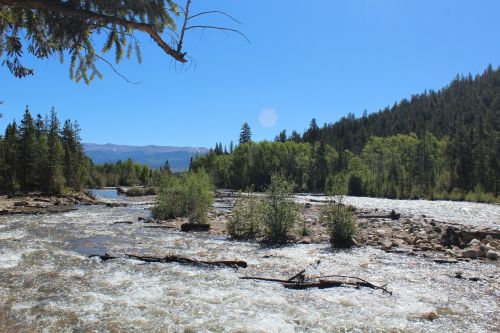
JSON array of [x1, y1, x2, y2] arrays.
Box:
[[0, 192, 98, 215], [143, 190, 500, 263]]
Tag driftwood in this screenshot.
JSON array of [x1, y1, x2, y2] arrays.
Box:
[[241, 270, 392, 294], [113, 221, 133, 225], [357, 210, 400, 220], [91, 252, 247, 269], [434, 258, 459, 264], [126, 254, 247, 268], [89, 253, 120, 261], [181, 223, 210, 232], [143, 225, 175, 229]]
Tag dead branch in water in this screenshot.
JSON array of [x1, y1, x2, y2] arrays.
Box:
[[125, 254, 247, 269], [241, 270, 392, 294]]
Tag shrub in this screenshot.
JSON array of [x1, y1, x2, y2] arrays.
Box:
[[227, 192, 261, 239], [321, 203, 357, 248], [125, 187, 157, 196], [260, 172, 300, 244], [152, 170, 214, 223]]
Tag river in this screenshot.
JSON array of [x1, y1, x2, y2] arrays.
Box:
[[0, 190, 498, 332]]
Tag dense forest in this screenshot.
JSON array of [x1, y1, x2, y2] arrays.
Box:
[[0, 107, 89, 194], [0, 107, 167, 194], [192, 66, 500, 202]]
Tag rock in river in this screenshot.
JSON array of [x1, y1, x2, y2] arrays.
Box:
[[461, 249, 478, 259], [486, 250, 499, 260]]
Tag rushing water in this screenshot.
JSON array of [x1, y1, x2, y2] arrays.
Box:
[[0, 192, 499, 332], [296, 194, 500, 229]]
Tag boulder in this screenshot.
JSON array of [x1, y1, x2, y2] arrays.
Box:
[[441, 226, 463, 247], [468, 239, 481, 247], [433, 244, 444, 252], [486, 250, 499, 260], [461, 248, 478, 259], [382, 240, 393, 250]]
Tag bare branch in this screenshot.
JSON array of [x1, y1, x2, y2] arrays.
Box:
[[177, 0, 192, 53], [188, 11, 242, 24], [186, 26, 250, 43]]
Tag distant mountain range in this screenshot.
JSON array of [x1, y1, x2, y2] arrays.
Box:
[[83, 143, 209, 171]]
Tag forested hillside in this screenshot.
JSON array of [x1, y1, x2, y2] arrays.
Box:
[[192, 66, 500, 202]]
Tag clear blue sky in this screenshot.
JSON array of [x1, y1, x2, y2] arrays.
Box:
[[1, 0, 500, 148]]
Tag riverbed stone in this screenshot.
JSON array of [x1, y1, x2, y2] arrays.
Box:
[[461, 249, 478, 259], [486, 250, 499, 260], [468, 239, 481, 247], [433, 244, 444, 252]]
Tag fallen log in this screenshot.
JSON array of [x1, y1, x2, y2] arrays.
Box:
[[181, 223, 210, 232], [143, 225, 175, 229], [113, 221, 133, 225], [241, 271, 392, 294], [126, 254, 247, 269], [89, 253, 120, 261], [357, 210, 400, 220]]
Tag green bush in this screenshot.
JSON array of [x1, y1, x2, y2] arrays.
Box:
[[124, 187, 157, 196], [321, 203, 357, 248], [261, 172, 300, 244], [227, 192, 261, 239], [152, 170, 214, 223]]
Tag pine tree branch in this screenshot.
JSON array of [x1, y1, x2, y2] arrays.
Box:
[[188, 11, 242, 24], [185, 25, 250, 43], [0, 0, 187, 63]]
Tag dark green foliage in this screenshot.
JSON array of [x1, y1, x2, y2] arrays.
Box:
[[89, 159, 168, 188], [193, 66, 499, 203], [239, 122, 252, 145], [260, 172, 300, 244], [152, 170, 214, 223], [0, 107, 88, 194], [307, 66, 500, 197], [0, 0, 185, 83], [347, 175, 364, 196]]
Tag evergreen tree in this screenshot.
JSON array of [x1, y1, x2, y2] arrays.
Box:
[[17, 107, 38, 190], [2, 121, 18, 192], [239, 122, 252, 145], [47, 108, 65, 193]]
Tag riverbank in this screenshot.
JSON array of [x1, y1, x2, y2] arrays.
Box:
[[144, 190, 500, 263], [0, 192, 98, 215]]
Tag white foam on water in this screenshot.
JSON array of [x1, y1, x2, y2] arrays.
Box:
[[0, 249, 22, 268]]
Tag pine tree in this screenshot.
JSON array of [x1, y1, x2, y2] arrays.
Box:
[[3, 121, 18, 192], [47, 108, 65, 194], [239, 122, 252, 145], [18, 107, 38, 191]]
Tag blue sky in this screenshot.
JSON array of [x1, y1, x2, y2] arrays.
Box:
[[1, 0, 500, 148]]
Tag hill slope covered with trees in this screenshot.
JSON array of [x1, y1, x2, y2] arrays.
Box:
[[192, 66, 500, 202]]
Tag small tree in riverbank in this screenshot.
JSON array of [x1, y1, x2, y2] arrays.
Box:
[[261, 172, 300, 244], [152, 170, 214, 224], [227, 190, 261, 239], [321, 175, 357, 248]]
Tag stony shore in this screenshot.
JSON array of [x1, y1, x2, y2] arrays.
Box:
[[0, 192, 98, 215], [147, 191, 500, 263]]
